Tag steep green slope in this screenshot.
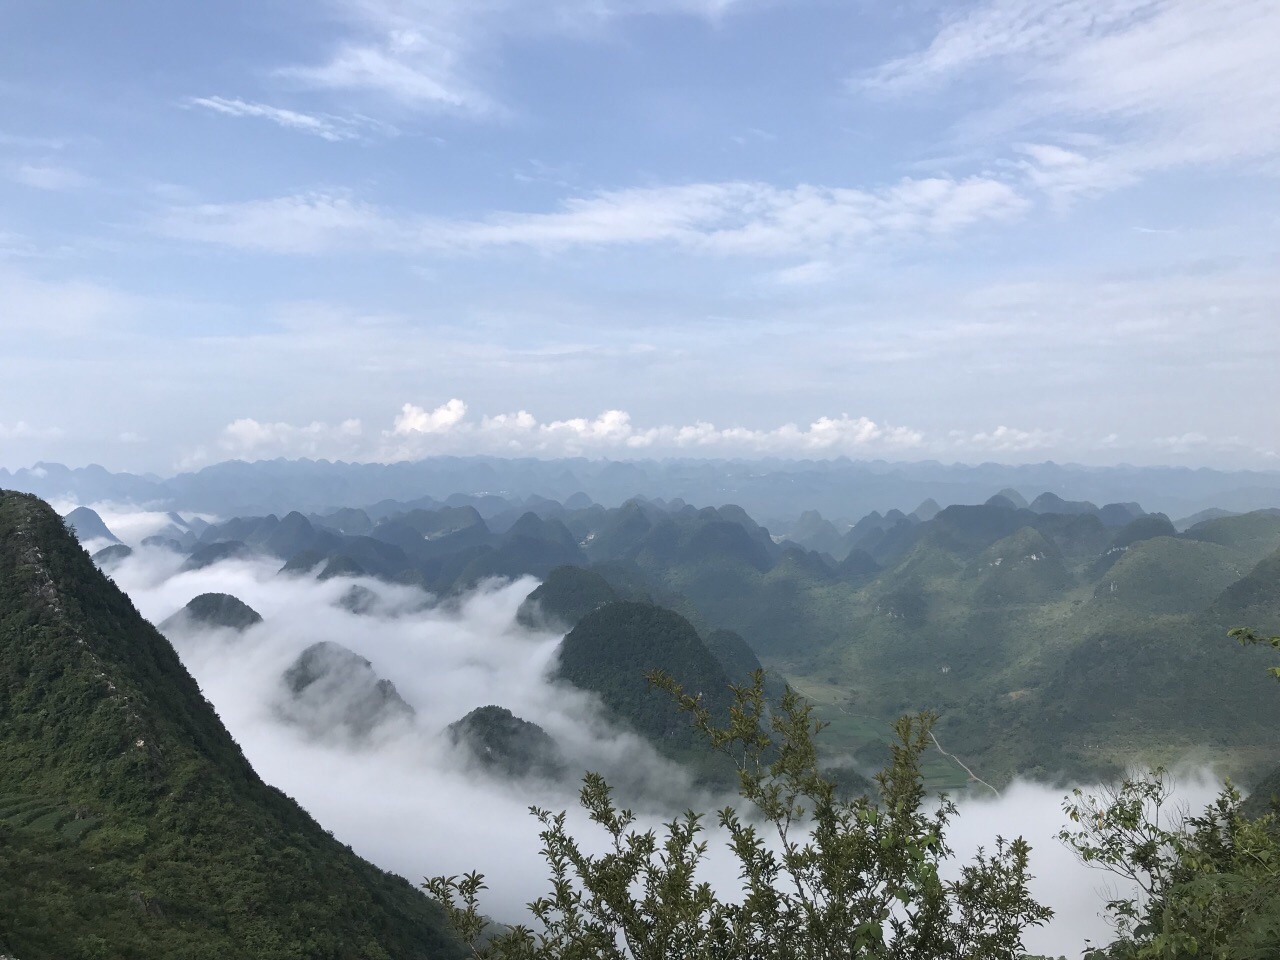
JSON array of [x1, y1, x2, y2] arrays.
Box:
[[1183, 511, 1280, 567], [966, 528, 1072, 606], [557, 601, 733, 748], [0, 491, 462, 960], [515, 565, 618, 630], [1208, 547, 1280, 621], [1091, 537, 1248, 615], [932, 542, 1280, 782], [717, 506, 1280, 784]]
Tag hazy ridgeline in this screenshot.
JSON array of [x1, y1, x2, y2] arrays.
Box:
[[9, 455, 1280, 521]]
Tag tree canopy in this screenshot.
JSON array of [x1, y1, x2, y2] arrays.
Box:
[[426, 671, 1052, 959]]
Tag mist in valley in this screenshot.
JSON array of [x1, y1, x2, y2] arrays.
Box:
[[64, 505, 1231, 955]]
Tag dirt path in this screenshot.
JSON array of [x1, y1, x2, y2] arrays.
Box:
[[811, 688, 1002, 799], [926, 730, 1001, 799]]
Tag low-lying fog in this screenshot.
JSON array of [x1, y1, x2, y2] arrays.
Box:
[[85, 507, 1223, 956]]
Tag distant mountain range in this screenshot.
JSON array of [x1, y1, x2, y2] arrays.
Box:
[[5, 455, 1280, 521], [59, 477, 1280, 790]]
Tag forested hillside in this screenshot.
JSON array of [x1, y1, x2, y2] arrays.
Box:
[[0, 491, 463, 960]]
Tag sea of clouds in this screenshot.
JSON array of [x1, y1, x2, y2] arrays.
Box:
[[76, 504, 1226, 956]]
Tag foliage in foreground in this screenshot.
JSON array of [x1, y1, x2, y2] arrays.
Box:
[[1062, 770, 1280, 959], [1060, 629, 1280, 959], [426, 672, 1052, 959]]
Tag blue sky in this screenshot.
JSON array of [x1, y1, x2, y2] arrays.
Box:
[[1, 0, 1277, 473]]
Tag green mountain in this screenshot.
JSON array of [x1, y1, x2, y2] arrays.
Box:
[[0, 491, 462, 959], [995, 488, 1028, 510], [1092, 536, 1246, 615], [261, 511, 337, 559], [180, 540, 251, 572], [556, 601, 734, 748], [1184, 511, 1280, 566], [1209, 547, 1280, 620], [318, 554, 366, 580], [63, 505, 120, 544], [313, 507, 374, 536], [702, 627, 789, 701], [803, 510, 1280, 784], [912, 497, 944, 520], [515, 565, 618, 630], [141, 535, 188, 553], [158, 593, 263, 633], [395, 506, 485, 540], [1243, 762, 1280, 819], [967, 527, 1071, 605], [785, 510, 847, 558], [446, 706, 563, 779], [702, 628, 763, 683], [1028, 492, 1099, 517], [92, 543, 134, 569], [565, 500, 1280, 785]]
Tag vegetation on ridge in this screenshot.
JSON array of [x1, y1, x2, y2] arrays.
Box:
[[0, 491, 462, 959]]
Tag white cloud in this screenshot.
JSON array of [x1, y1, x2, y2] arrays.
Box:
[[770, 260, 838, 287], [0, 231, 38, 259], [1152, 431, 1209, 454], [201, 400, 930, 462], [95, 533, 1228, 955], [278, 35, 494, 116], [220, 417, 364, 459], [8, 163, 91, 191], [155, 176, 1029, 257], [0, 421, 64, 441], [953, 425, 1060, 453], [154, 193, 392, 255], [187, 96, 381, 142], [862, 0, 1156, 94], [457, 177, 1028, 256], [862, 0, 1280, 196], [0, 269, 138, 335], [103, 559, 727, 932], [0, 133, 73, 150], [392, 399, 468, 434], [1011, 142, 1124, 198], [1152, 432, 1277, 460], [275, 0, 751, 117]]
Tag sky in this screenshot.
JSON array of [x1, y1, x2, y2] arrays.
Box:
[[1, 0, 1278, 473]]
